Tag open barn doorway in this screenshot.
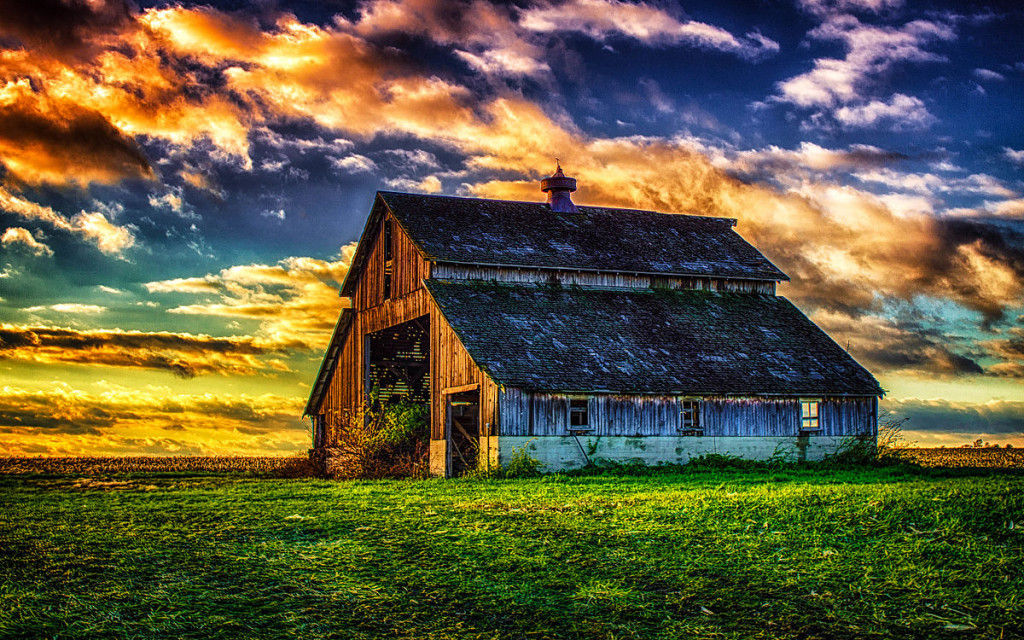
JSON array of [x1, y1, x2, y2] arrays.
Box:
[[365, 315, 430, 406], [447, 390, 479, 478]]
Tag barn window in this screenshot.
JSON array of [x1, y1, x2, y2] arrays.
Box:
[[568, 399, 589, 430], [382, 218, 393, 300], [800, 400, 820, 432], [680, 400, 703, 436]]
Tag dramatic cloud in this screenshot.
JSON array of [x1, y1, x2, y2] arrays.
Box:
[[883, 397, 1024, 441], [852, 169, 1015, 198], [468, 134, 1024, 327], [1, 227, 53, 256], [0, 325, 291, 377], [349, 0, 549, 78], [0, 0, 133, 57], [810, 308, 992, 379], [146, 245, 356, 349], [797, 0, 905, 18], [982, 199, 1024, 219], [0, 187, 136, 255], [0, 80, 153, 187], [981, 327, 1024, 378], [26, 304, 106, 314], [721, 142, 907, 179], [833, 94, 936, 131], [973, 68, 1005, 82], [770, 11, 954, 130], [0, 383, 307, 456], [519, 0, 779, 61]]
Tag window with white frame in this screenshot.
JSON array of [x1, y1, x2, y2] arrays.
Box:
[[568, 399, 590, 430], [680, 400, 703, 436], [800, 399, 820, 432]]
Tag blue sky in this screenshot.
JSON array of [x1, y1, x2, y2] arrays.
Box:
[[0, 0, 1021, 454]]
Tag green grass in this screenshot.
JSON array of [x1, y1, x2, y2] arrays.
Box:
[[1, 467, 1022, 639]]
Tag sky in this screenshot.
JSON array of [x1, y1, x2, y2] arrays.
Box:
[[0, 0, 1022, 456]]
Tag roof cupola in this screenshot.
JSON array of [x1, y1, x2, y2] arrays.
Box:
[[540, 160, 579, 213]]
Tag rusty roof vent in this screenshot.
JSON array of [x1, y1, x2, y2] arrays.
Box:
[[540, 160, 579, 213]]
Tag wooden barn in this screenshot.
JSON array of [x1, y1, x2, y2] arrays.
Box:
[[305, 167, 882, 476]]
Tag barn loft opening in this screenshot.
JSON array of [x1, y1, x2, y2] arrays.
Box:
[[366, 315, 430, 406]]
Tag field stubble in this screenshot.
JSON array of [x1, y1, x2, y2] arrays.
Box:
[[901, 447, 1024, 468]]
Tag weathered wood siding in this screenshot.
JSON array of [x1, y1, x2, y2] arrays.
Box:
[[317, 322, 359, 447], [703, 397, 799, 436], [498, 391, 877, 438], [315, 207, 439, 446], [316, 284, 500, 448], [432, 263, 776, 294], [820, 397, 878, 437], [318, 289, 432, 446], [353, 212, 430, 311], [430, 312, 499, 440]]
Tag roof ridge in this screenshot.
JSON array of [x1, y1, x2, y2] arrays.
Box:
[[377, 190, 737, 224]]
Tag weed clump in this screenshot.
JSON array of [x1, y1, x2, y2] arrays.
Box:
[[822, 412, 915, 468], [462, 440, 545, 479], [325, 397, 429, 479], [503, 441, 545, 478]]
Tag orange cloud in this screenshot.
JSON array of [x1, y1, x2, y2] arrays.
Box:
[[0, 325, 291, 378], [0, 382, 308, 456], [0, 80, 153, 187], [145, 245, 356, 350], [466, 132, 1024, 324]]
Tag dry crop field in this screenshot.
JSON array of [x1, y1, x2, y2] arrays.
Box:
[[2, 447, 1023, 477], [901, 448, 1024, 468], [0, 455, 316, 477]]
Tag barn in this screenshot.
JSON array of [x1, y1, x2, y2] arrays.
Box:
[[305, 167, 882, 476]]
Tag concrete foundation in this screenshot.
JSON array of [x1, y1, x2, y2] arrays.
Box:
[[429, 439, 447, 477], [429, 436, 501, 477], [497, 435, 866, 471]]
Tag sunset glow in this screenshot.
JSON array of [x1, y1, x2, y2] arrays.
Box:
[[1, 0, 1021, 455]]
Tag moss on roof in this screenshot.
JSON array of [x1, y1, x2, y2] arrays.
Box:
[[380, 191, 787, 281], [424, 279, 881, 396]]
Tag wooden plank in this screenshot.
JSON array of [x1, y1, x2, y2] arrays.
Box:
[[432, 263, 777, 294], [441, 383, 480, 395]]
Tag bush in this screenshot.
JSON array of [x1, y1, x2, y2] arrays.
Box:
[[502, 440, 546, 478], [329, 398, 429, 479]]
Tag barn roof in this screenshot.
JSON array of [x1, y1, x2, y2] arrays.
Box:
[[341, 191, 786, 295], [424, 280, 881, 396], [303, 308, 352, 416]]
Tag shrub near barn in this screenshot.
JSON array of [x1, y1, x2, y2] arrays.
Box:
[[314, 398, 430, 478]]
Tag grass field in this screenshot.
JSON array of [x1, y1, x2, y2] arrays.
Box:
[[2, 464, 1023, 639]]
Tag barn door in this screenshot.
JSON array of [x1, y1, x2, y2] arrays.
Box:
[[447, 391, 480, 478]]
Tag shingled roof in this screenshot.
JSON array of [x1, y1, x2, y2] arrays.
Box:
[[341, 192, 787, 296], [424, 280, 881, 396]]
